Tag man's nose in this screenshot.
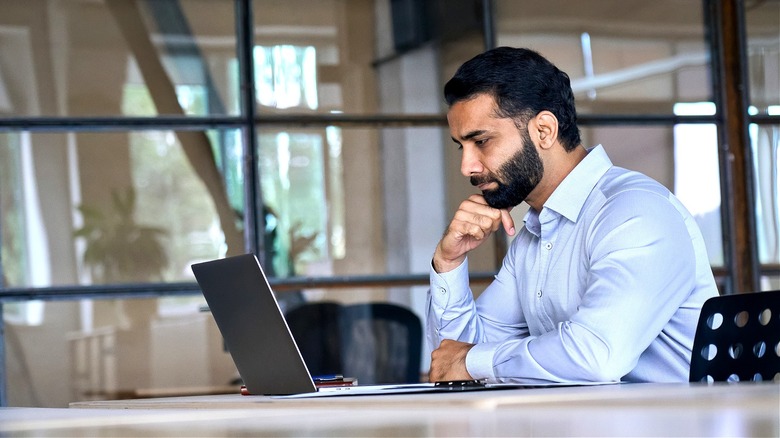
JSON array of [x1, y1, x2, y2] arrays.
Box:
[[460, 147, 483, 177]]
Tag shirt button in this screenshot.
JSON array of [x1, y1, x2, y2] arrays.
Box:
[[545, 242, 553, 250], [537, 290, 543, 298], [439, 287, 446, 295]]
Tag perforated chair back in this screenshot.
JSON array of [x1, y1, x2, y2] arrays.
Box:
[[689, 290, 780, 383]]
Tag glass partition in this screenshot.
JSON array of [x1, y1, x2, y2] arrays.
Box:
[[0, 0, 238, 117], [253, 0, 484, 116], [751, 123, 780, 266], [0, 129, 241, 289], [256, 125, 456, 280], [745, 1, 779, 273], [5, 298, 236, 407], [494, 0, 711, 115], [745, 0, 779, 114]]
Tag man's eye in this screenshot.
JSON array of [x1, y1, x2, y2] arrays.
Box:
[[475, 139, 487, 146]]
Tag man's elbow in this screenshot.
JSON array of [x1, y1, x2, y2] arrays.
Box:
[[575, 360, 629, 382]]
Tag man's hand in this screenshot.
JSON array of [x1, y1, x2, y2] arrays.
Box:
[[429, 339, 476, 382], [433, 194, 515, 273]]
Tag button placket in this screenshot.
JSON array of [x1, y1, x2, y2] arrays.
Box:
[[535, 210, 560, 326]]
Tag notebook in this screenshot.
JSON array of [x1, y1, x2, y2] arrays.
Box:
[[192, 253, 605, 398]]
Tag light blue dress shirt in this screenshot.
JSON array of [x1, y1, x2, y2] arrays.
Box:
[[427, 145, 718, 383]]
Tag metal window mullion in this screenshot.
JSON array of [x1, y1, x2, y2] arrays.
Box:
[[235, 0, 265, 264], [482, 0, 496, 51], [709, 0, 760, 294]]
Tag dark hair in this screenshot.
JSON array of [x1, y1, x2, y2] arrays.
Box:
[[444, 47, 581, 151]]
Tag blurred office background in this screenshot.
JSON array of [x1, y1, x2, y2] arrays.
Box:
[[0, 0, 777, 407]]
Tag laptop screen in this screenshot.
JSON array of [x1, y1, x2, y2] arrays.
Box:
[[192, 254, 317, 395]]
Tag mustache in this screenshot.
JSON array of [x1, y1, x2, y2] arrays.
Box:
[[470, 174, 497, 187]]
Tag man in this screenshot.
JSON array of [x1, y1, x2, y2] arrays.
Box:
[[427, 47, 718, 384]]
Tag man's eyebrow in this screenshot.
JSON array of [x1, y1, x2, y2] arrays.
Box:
[[452, 129, 487, 143]]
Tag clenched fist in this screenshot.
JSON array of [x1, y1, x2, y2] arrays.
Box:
[[433, 194, 515, 273], [429, 339, 476, 382]]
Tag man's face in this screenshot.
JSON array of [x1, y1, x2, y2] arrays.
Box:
[[470, 127, 543, 209], [447, 94, 544, 209]]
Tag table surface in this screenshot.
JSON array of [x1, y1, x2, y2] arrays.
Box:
[[1, 382, 778, 437]]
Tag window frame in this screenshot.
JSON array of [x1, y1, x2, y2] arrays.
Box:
[[0, 0, 778, 407]]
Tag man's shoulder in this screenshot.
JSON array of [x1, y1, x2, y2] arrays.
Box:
[[584, 167, 689, 228], [596, 166, 670, 201]]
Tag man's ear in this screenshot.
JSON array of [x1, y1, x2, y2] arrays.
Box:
[[532, 111, 559, 150]]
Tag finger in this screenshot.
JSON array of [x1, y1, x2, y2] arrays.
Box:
[[500, 209, 515, 236], [467, 194, 489, 205], [463, 196, 503, 223], [448, 220, 491, 244], [429, 348, 441, 382], [455, 203, 502, 230], [452, 212, 498, 236]]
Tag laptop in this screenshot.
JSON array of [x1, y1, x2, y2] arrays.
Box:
[[193, 253, 454, 397], [192, 254, 605, 398]]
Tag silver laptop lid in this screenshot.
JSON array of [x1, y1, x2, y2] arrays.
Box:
[[191, 254, 317, 395]]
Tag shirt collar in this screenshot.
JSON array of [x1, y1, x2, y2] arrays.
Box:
[[536, 144, 612, 223]]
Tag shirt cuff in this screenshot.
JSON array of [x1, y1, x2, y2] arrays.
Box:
[[466, 341, 499, 382], [429, 258, 470, 308]]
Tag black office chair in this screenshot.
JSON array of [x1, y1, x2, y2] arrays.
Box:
[[339, 303, 423, 384], [284, 301, 344, 377], [689, 290, 780, 383], [285, 302, 423, 384]]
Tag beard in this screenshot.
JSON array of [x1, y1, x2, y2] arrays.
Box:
[[470, 129, 544, 209]]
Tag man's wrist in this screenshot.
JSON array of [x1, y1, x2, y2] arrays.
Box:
[[465, 342, 499, 382], [432, 247, 465, 273], [433, 258, 459, 273]]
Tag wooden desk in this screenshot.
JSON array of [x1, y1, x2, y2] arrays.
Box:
[[1, 383, 778, 436]]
